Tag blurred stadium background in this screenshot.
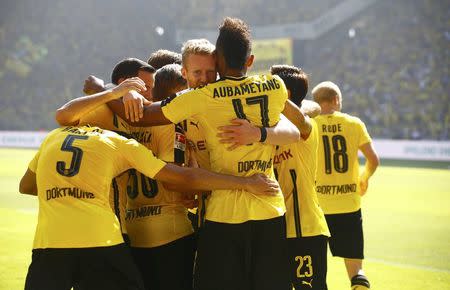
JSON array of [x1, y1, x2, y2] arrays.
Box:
[[0, 0, 448, 140], [0, 0, 449, 289]]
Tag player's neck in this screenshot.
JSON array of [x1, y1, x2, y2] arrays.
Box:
[[220, 67, 247, 78], [320, 103, 339, 115]]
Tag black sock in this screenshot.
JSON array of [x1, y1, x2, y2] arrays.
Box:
[[351, 274, 370, 289]]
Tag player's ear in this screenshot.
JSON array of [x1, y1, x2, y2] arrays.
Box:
[[246, 54, 254, 69], [333, 94, 339, 105], [181, 67, 187, 80]]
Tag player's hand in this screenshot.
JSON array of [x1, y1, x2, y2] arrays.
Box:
[[112, 77, 146, 99], [186, 142, 199, 168], [83, 75, 105, 95], [245, 173, 280, 196], [217, 119, 261, 151], [179, 193, 199, 209], [359, 175, 369, 196], [122, 89, 151, 122]]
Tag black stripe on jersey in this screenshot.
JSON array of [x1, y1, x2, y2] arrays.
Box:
[[199, 194, 207, 228], [174, 123, 186, 164], [223, 76, 247, 81], [160, 93, 178, 107], [112, 178, 122, 230], [289, 169, 302, 238], [112, 130, 133, 139], [113, 113, 119, 128]]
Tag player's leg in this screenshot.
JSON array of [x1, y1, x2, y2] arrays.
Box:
[[77, 243, 145, 290], [194, 220, 249, 290], [130, 247, 154, 289], [325, 209, 369, 289], [251, 216, 290, 290], [136, 234, 196, 290], [287, 235, 328, 290], [345, 259, 370, 289], [25, 248, 76, 290]]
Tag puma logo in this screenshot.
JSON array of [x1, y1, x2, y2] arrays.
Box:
[[302, 278, 313, 288], [190, 121, 199, 129]]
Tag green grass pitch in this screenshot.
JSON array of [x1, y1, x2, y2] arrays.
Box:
[[0, 148, 449, 289]]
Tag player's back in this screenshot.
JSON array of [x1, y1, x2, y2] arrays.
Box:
[[125, 123, 194, 247], [274, 119, 329, 238], [32, 126, 165, 248], [314, 111, 372, 214], [162, 74, 288, 223]]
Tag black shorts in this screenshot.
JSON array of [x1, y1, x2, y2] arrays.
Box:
[[188, 211, 199, 232], [194, 216, 290, 290], [287, 235, 328, 290], [325, 209, 364, 259], [25, 243, 144, 290], [131, 234, 196, 290]]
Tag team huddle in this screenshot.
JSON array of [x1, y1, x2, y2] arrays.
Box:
[[19, 17, 379, 290]]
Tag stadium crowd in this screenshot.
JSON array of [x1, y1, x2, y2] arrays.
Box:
[[0, 0, 448, 139]]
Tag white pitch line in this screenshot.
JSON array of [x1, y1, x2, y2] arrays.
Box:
[[367, 257, 450, 274]]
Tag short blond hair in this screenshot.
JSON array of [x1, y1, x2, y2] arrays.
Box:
[[181, 39, 215, 66], [312, 81, 342, 104]]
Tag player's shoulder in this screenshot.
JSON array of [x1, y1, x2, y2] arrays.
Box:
[[335, 111, 365, 125]]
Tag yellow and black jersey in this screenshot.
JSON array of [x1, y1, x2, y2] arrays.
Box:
[[274, 120, 330, 238], [79, 104, 129, 133], [125, 123, 194, 248], [78, 104, 131, 233], [161, 74, 288, 223], [181, 117, 210, 229], [179, 117, 211, 170], [28, 126, 166, 249], [314, 111, 372, 214]]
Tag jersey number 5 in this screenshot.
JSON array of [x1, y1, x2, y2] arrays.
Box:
[[232, 95, 270, 127], [56, 135, 89, 177], [322, 135, 348, 174]]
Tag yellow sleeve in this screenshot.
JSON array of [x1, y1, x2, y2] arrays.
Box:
[[119, 138, 167, 178], [357, 119, 372, 146], [28, 149, 41, 173], [161, 89, 207, 124]]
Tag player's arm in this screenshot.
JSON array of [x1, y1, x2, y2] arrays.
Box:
[[19, 168, 37, 196], [55, 77, 146, 126], [107, 93, 171, 126], [358, 142, 380, 196], [155, 164, 279, 195], [124, 138, 279, 195], [83, 75, 106, 95], [300, 99, 321, 118], [282, 99, 314, 139], [107, 88, 203, 127], [217, 115, 300, 150]]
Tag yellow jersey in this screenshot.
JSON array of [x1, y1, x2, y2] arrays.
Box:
[[79, 104, 130, 234], [274, 120, 330, 238], [161, 75, 288, 223], [314, 111, 372, 214], [28, 126, 166, 249], [125, 124, 194, 248], [181, 117, 211, 229]]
